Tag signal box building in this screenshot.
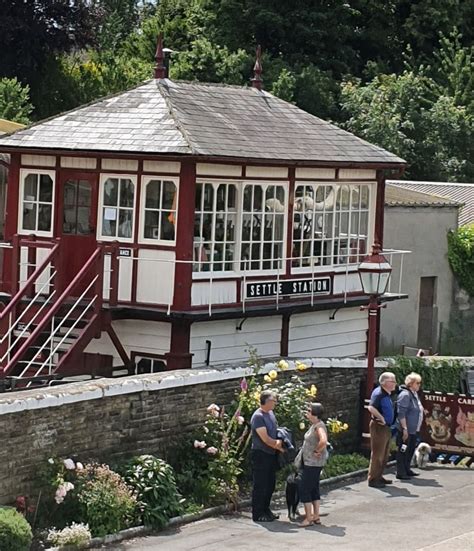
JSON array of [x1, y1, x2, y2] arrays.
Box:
[[0, 46, 407, 385]]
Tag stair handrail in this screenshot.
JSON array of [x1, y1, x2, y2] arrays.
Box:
[[20, 276, 98, 378], [2, 247, 102, 377], [0, 241, 60, 323]]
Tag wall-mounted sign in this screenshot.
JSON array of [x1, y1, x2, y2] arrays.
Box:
[[119, 248, 132, 258], [245, 277, 331, 299], [420, 391, 474, 456]]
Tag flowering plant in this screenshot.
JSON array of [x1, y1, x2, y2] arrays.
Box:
[[47, 522, 92, 548], [326, 417, 350, 434]]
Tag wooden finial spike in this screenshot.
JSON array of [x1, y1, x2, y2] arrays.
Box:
[[251, 45, 263, 90], [154, 33, 166, 79]]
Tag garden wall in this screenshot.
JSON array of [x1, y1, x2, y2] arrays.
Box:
[[1, 356, 471, 504]]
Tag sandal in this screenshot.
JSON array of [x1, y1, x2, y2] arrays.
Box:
[[313, 518, 321, 525], [298, 519, 313, 527]]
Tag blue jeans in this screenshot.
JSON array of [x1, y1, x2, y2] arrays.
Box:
[[299, 465, 323, 503]]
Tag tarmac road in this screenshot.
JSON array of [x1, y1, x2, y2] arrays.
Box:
[[94, 466, 474, 551]]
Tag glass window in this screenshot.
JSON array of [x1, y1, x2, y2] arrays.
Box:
[[101, 177, 135, 239], [20, 172, 54, 234], [241, 183, 285, 271], [63, 179, 92, 235], [292, 183, 369, 268], [143, 179, 177, 241], [194, 182, 237, 272]]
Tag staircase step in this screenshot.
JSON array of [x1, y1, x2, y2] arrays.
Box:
[[53, 318, 89, 330]]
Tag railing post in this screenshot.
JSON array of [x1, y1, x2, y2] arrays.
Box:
[[26, 234, 36, 298], [52, 237, 62, 296], [109, 242, 119, 307], [10, 234, 20, 295], [95, 245, 104, 315]]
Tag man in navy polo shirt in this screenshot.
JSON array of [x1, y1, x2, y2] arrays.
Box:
[[367, 372, 397, 488], [250, 390, 283, 522]]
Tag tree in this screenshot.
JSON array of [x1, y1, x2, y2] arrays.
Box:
[[0, 78, 33, 124], [341, 34, 473, 181]]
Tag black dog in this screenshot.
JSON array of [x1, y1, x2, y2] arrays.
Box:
[[285, 472, 301, 521]]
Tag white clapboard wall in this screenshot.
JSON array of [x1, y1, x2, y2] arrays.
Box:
[[84, 319, 171, 366], [190, 316, 282, 367], [289, 308, 368, 357]]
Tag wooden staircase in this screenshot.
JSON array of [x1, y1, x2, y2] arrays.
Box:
[[0, 238, 104, 391]]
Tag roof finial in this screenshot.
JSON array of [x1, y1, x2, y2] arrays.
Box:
[[251, 45, 263, 90], [154, 33, 166, 79]]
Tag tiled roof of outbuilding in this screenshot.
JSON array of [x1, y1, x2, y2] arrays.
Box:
[[387, 180, 474, 226], [0, 79, 405, 165]]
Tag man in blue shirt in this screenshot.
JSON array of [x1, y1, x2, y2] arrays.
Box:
[[250, 390, 283, 522], [367, 372, 397, 488]]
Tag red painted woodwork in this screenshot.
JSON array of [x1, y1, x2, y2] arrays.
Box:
[[172, 161, 196, 310], [374, 170, 386, 248], [165, 319, 192, 369], [57, 171, 99, 289]]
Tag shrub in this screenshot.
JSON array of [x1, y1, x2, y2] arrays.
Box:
[[76, 464, 137, 537], [447, 224, 474, 297], [0, 507, 33, 551], [322, 453, 369, 480], [47, 522, 91, 548], [123, 455, 183, 528]]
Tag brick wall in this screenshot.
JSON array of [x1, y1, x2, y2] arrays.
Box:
[[0, 360, 371, 504]]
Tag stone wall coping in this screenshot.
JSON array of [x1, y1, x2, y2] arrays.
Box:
[[0, 356, 471, 416]]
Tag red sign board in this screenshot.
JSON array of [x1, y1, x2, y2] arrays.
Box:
[[420, 391, 474, 456]]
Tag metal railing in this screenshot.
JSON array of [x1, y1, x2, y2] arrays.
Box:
[[107, 246, 411, 317]]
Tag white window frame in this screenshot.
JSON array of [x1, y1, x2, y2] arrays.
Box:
[[292, 181, 375, 275], [138, 175, 179, 245], [18, 168, 56, 237], [240, 181, 288, 275], [97, 173, 137, 243], [193, 180, 240, 278], [192, 179, 289, 279]]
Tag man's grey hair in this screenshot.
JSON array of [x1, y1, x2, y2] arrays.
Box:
[[260, 390, 276, 405], [379, 372, 396, 384]]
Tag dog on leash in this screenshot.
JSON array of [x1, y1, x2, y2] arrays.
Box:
[[413, 442, 432, 468], [285, 472, 301, 521]]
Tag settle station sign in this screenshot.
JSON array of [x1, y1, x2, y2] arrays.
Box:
[[245, 277, 331, 299]]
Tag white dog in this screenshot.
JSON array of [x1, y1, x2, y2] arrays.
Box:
[[413, 442, 432, 468]]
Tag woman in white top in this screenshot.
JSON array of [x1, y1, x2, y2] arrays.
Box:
[[298, 402, 329, 527]]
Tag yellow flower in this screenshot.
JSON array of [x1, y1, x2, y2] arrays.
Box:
[[295, 361, 308, 372], [343, 423, 349, 430], [253, 391, 261, 402], [268, 370, 278, 380], [264, 375, 272, 383], [299, 422, 306, 430], [310, 384, 317, 396], [278, 360, 289, 370]]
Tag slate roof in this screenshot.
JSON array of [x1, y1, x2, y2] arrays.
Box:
[[388, 180, 474, 226], [385, 184, 461, 208], [0, 79, 405, 165]]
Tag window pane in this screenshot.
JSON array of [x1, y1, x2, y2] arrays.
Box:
[[23, 204, 36, 230], [203, 184, 213, 211], [163, 181, 176, 209], [104, 178, 118, 206], [360, 186, 369, 208], [64, 181, 77, 208], [77, 207, 91, 234], [38, 205, 52, 231], [253, 186, 263, 210], [102, 209, 116, 236], [39, 175, 53, 202], [146, 181, 161, 209], [351, 186, 360, 209], [119, 179, 134, 207], [144, 210, 159, 239], [274, 215, 284, 241], [216, 184, 226, 211], [227, 185, 236, 209], [118, 209, 133, 238], [78, 181, 91, 206], [24, 174, 38, 201], [195, 183, 202, 209], [215, 216, 225, 242], [160, 212, 175, 240]]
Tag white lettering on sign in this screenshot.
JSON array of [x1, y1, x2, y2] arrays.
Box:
[[245, 277, 331, 299]]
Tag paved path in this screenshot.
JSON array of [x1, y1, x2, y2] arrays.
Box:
[[95, 467, 474, 551]]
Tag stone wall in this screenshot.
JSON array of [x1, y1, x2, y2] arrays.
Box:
[[0, 358, 379, 504]]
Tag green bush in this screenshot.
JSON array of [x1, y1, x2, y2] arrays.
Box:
[[76, 464, 137, 537], [447, 225, 474, 297], [322, 453, 369, 480], [0, 507, 33, 551], [388, 357, 465, 393], [123, 455, 183, 528]]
